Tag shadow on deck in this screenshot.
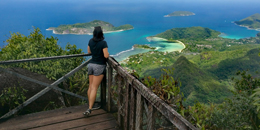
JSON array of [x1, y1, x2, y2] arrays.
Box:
[[0, 105, 118, 130]]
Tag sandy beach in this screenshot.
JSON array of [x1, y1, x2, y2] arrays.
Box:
[[146, 37, 186, 52], [233, 22, 260, 31]]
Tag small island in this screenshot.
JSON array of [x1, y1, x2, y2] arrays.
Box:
[[234, 13, 260, 30], [47, 20, 134, 34], [133, 44, 156, 50], [164, 11, 195, 17]]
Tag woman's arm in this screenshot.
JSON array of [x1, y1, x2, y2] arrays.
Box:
[[103, 48, 109, 58], [88, 46, 91, 54]]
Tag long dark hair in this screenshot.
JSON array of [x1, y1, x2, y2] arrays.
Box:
[[93, 26, 104, 42]]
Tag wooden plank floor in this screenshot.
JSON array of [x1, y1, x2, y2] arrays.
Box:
[[0, 105, 118, 130]]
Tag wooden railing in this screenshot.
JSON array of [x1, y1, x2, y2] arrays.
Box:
[[106, 57, 198, 130], [0, 54, 198, 130]]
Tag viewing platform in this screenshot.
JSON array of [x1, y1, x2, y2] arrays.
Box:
[[0, 54, 198, 130], [0, 105, 117, 130]]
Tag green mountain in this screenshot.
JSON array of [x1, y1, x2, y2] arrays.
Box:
[[144, 56, 231, 105], [234, 13, 260, 29], [210, 48, 260, 80], [154, 26, 221, 40], [164, 11, 195, 17], [47, 20, 133, 34]]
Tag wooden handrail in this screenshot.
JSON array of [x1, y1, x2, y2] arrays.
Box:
[[0, 53, 91, 65], [106, 57, 198, 130]]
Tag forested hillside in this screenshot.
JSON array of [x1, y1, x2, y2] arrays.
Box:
[[0, 28, 89, 116]]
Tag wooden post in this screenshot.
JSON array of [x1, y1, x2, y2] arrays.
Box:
[[117, 77, 123, 128], [101, 69, 107, 109], [129, 86, 136, 130], [147, 102, 154, 130], [135, 92, 143, 130], [107, 64, 113, 112], [124, 83, 130, 130]]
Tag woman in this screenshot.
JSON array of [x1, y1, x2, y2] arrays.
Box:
[[84, 26, 109, 116]]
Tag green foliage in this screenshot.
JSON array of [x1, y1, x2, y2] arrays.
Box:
[[141, 68, 215, 129], [133, 44, 156, 50], [186, 102, 215, 129], [251, 88, 260, 114], [0, 28, 89, 114], [210, 48, 260, 80], [142, 68, 184, 105], [0, 27, 84, 80], [210, 71, 260, 130], [0, 86, 27, 115], [113, 24, 133, 30], [62, 68, 89, 106]]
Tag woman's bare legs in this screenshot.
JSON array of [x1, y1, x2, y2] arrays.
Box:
[[88, 74, 104, 109]]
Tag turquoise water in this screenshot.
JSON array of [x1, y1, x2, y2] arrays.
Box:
[[0, 0, 260, 61]]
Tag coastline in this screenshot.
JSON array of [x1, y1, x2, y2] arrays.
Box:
[[233, 22, 260, 31], [46, 28, 134, 35], [115, 37, 186, 63], [146, 37, 186, 52]]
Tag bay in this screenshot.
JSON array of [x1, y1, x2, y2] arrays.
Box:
[[0, 0, 260, 61]]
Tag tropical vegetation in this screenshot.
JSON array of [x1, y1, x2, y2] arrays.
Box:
[[0, 28, 89, 116]]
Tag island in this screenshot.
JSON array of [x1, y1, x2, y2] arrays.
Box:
[[133, 44, 156, 50], [164, 11, 195, 17], [47, 20, 134, 34], [234, 13, 260, 30], [153, 26, 220, 40]]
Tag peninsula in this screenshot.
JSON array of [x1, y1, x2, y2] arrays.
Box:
[[164, 11, 195, 17], [133, 44, 156, 50], [234, 13, 260, 30], [47, 20, 134, 34], [154, 26, 220, 40]]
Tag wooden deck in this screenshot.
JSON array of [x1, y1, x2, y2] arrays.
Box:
[[0, 105, 118, 130]]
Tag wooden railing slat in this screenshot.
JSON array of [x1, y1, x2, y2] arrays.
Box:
[[124, 82, 130, 130], [101, 70, 107, 109], [147, 102, 154, 130], [135, 92, 143, 130], [129, 86, 136, 130], [107, 64, 113, 112], [117, 77, 123, 128]]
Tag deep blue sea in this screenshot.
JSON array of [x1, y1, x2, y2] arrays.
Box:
[[0, 0, 260, 61]]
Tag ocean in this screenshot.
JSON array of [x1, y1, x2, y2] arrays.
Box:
[[0, 0, 260, 61]]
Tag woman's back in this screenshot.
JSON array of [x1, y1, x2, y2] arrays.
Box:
[[88, 39, 108, 65]]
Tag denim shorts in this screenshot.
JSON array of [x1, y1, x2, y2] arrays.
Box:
[[87, 63, 106, 76]]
